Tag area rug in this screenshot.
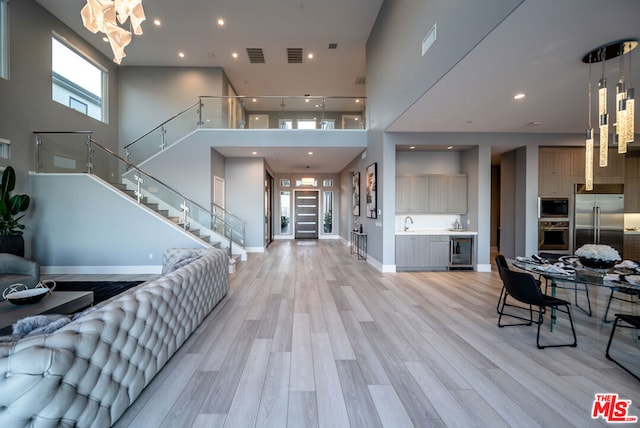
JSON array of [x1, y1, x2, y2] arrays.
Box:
[[53, 281, 144, 305]]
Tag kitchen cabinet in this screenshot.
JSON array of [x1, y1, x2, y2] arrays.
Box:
[[396, 174, 467, 214], [623, 234, 640, 261], [538, 147, 624, 197], [396, 176, 429, 213], [396, 235, 451, 270], [428, 175, 467, 213], [625, 156, 640, 212]]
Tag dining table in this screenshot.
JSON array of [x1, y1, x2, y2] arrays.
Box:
[[511, 256, 640, 329]]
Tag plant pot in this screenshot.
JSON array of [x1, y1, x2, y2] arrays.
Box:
[[0, 235, 25, 257]]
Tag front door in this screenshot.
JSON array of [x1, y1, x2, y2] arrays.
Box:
[[294, 190, 319, 239]]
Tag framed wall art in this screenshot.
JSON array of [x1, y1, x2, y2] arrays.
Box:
[[352, 172, 360, 216], [366, 163, 377, 218]]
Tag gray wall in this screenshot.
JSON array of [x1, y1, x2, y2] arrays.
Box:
[[0, 0, 121, 258], [366, 0, 523, 130], [225, 157, 266, 250], [31, 174, 208, 272], [119, 67, 228, 146]]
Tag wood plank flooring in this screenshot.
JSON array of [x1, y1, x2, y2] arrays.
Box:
[[99, 240, 640, 427]]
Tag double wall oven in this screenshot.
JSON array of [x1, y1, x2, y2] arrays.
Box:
[[538, 197, 570, 253]]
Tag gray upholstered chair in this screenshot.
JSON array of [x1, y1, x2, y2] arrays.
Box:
[[0, 254, 40, 300]]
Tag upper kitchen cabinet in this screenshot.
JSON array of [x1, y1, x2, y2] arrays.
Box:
[[624, 155, 640, 212], [539, 147, 625, 197], [428, 175, 468, 213], [396, 174, 467, 214], [396, 176, 429, 213]]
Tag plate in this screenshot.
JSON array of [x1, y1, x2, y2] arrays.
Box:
[[625, 275, 640, 285], [5, 288, 50, 305]]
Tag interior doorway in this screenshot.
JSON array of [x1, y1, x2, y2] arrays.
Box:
[[294, 190, 319, 239]]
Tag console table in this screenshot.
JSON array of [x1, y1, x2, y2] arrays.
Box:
[[0, 291, 94, 335], [351, 230, 367, 261]]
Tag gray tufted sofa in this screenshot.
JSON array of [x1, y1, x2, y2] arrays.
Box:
[[0, 247, 229, 427]]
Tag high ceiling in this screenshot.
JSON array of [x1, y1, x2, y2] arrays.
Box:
[[35, 0, 640, 172]]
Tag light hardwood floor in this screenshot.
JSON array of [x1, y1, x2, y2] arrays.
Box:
[[104, 240, 639, 427]]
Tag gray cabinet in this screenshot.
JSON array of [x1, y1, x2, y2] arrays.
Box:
[[396, 175, 467, 214], [396, 235, 451, 270], [625, 156, 640, 213], [396, 176, 429, 213], [624, 234, 640, 261]]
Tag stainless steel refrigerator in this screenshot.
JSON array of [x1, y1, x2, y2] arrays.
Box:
[[574, 184, 624, 256]]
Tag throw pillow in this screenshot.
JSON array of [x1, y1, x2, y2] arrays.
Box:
[[165, 255, 201, 273], [12, 314, 71, 336]]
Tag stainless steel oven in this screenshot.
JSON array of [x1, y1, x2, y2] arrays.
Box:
[[538, 220, 570, 251]]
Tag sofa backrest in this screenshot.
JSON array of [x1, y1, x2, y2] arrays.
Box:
[[0, 248, 229, 427]]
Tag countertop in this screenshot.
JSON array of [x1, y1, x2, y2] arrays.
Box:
[[396, 229, 478, 236]]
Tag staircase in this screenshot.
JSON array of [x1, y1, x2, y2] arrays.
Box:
[[110, 181, 220, 247]]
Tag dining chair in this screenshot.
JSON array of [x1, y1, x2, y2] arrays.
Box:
[[603, 286, 640, 323], [495, 255, 542, 320], [498, 268, 577, 349], [605, 313, 640, 381], [543, 277, 592, 317]]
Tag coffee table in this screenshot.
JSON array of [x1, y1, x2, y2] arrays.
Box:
[[0, 291, 94, 335]]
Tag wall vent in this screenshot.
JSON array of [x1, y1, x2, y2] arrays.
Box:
[[328, 43, 338, 49], [287, 48, 303, 63], [354, 76, 366, 85], [246, 48, 265, 63]]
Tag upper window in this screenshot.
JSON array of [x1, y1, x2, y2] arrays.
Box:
[[0, 0, 8, 80], [52, 36, 106, 122]]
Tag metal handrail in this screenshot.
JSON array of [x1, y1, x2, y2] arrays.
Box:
[[123, 101, 201, 151]]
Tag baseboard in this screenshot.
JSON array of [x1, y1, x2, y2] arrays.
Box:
[[41, 265, 163, 275], [476, 263, 492, 272], [245, 246, 265, 253]]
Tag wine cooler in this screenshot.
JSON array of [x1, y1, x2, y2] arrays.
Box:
[[449, 236, 473, 269]]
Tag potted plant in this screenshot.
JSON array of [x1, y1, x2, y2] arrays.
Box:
[[0, 166, 30, 256]]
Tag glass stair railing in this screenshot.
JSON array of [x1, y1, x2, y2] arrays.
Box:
[[34, 131, 245, 259], [124, 95, 366, 166]]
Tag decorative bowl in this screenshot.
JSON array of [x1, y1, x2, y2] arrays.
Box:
[[4, 287, 50, 305], [578, 257, 617, 270]]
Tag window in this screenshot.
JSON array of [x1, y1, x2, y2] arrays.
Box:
[[297, 119, 317, 129], [323, 191, 333, 234], [52, 36, 106, 122], [0, 0, 8, 80]]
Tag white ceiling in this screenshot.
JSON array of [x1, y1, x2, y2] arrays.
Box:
[[35, 0, 640, 172]]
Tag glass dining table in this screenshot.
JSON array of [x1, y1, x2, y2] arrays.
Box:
[[511, 257, 640, 327]]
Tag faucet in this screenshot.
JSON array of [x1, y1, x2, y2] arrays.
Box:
[[404, 216, 414, 231]]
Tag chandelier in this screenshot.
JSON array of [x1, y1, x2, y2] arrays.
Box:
[[582, 39, 637, 191], [81, 0, 146, 64]]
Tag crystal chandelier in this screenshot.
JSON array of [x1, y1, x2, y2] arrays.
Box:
[[81, 0, 146, 64], [582, 39, 637, 191]]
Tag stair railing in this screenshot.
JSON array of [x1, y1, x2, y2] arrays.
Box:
[[212, 203, 246, 249], [34, 131, 236, 259]]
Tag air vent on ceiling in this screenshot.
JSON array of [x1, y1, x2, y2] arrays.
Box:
[[246, 48, 265, 63], [287, 48, 303, 63], [354, 76, 366, 85], [328, 43, 338, 49]]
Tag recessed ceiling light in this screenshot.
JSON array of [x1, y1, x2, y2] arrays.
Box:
[[252, 98, 257, 102], [217, 18, 225, 27], [355, 99, 360, 103], [308, 53, 314, 59], [252, 151, 257, 155], [355, 118, 359, 121], [409, 146, 416, 150], [153, 19, 161, 26], [308, 152, 313, 155], [447, 146, 453, 150], [513, 93, 526, 100], [178, 52, 185, 58], [232, 52, 238, 59]]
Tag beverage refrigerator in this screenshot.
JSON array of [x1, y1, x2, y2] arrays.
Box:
[[573, 184, 624, 256]]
